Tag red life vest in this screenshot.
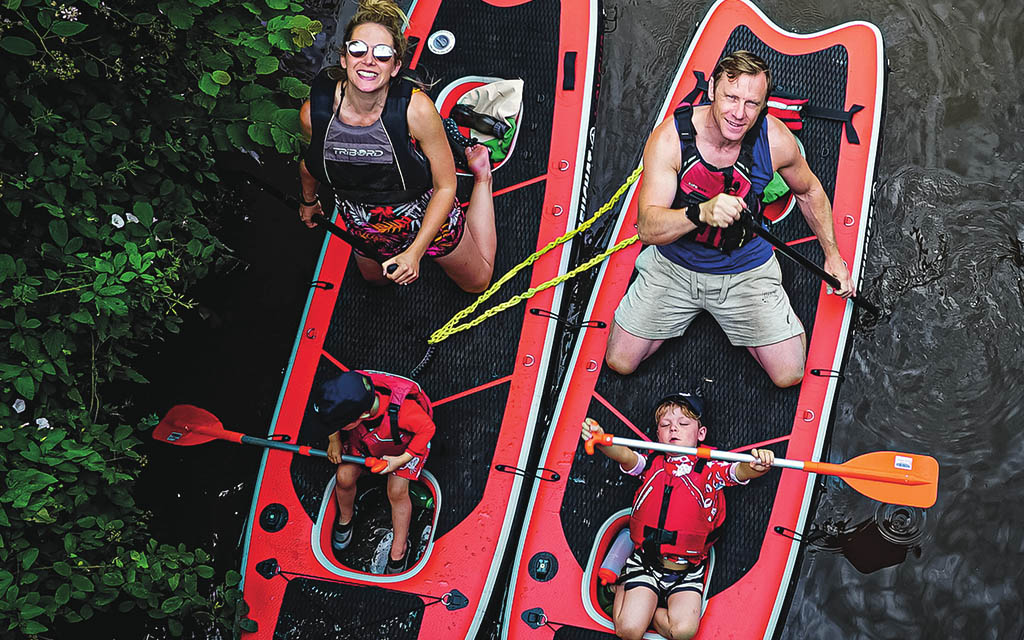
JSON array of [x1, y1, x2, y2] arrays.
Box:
[[671, 103, 768, 253], [628, 455, 727, 565], [346, 370, 432, 458]]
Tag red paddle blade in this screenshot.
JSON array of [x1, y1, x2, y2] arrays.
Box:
[[812, 451, 940, 508], [153, 405, 225, 446]]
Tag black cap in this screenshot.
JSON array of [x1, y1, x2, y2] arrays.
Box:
[[654, 391, 706, 421], [313, 371, 375, 427]]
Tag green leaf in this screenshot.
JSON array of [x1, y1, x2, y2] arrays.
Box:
[[198, 72, 220, 97], [159, 1, 196, 29], [254, 56, 279, 74], [279, 76, 310, 100], [14, 374, 35, 399], [208, 14, 242, 35], [247, 123, 273, 147], [272, 107, 301, 130], [0, 37, 37, 56], [225, 570, 241, 587], [87, 103, 112, 119], [211, 70, 232, 85], [132, 201, 154, 225], [196, 565, 214, 579], [49, 219, 69, 247], [101, 570, 124, 586], [271, 126, 295, 154], [70, 309, 93, 325], [20, 603, 46, 619], [161, 595, 184, 614], [54, 561, 72, 577], [71, 574, 93, 592], [99, 284, 127, 296], [22, 621, 48, 633], [52, 21, 88, 37], [55, 583, 71, 605], [226, 122, 248, 149], [0, 254, 15, 281], [20, 548, 39, 570]]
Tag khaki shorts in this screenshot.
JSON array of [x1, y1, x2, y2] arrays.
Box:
[[614, 246, 804, 348]]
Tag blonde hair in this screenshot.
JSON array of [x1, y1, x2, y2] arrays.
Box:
[[654, 400, 700, 426], [343, 0, 409, 64], [711, 50, 773, 105]]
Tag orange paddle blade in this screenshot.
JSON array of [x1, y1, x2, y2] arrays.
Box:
[[152, 404, 225, 446], [805, 451, 939, 508]]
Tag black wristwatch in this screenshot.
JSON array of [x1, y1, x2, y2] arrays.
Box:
[[300, 194, 320, 207], [686, 203, 702, 225]]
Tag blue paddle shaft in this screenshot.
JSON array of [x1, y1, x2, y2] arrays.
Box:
[[238, 434, 368, 465]]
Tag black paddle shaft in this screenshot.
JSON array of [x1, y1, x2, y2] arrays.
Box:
[[740, 215, 880, 315]]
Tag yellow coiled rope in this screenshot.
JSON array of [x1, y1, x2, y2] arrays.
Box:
[[426, 165, 644, 346]]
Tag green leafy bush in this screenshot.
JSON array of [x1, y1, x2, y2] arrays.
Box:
[[0, 0, 321, 635]]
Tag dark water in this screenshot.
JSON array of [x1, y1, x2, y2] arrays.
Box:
[[139, 0, 1024, 638]]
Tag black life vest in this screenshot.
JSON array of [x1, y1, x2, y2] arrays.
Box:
[[305, 69, 433, 205], [671, 104, 768, 253]]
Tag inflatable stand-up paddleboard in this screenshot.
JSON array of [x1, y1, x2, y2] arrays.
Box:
[[501, 0, 885, 638], [238, 1, 601, 638]]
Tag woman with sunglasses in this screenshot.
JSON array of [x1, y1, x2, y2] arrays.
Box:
[[298, 0, 496, 292]]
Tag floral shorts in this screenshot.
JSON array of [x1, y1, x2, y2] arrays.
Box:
[[337, 189, 465, 260]]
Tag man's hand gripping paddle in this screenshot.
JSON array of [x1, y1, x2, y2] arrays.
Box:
[[584, 433, 938, 508], [738, 212, 880, 315], [153, 404, 388, 473]]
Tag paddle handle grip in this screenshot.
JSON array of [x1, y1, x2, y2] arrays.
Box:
[[584, 433, 613, 455]]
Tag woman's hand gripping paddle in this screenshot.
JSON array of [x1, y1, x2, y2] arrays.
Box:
[[153, 404, 388, 473], [584, 434, 938, 508]]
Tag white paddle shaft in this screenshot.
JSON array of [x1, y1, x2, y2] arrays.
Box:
[[607, 436, 805, 471]]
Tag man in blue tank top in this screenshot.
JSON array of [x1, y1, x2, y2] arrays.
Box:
[[606, 51, 854, 387]]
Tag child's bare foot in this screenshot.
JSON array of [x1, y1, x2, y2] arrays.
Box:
[[465, 145, 492, 181]]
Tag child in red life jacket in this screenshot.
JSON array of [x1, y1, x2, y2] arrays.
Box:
[[313, 370, 435, 574], [581, 392, 774, 640]]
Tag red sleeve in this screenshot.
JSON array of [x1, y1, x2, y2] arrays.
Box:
[[398, 401, 435, 458]]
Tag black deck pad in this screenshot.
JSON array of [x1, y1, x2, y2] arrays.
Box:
[[275, 577, 425, 639]]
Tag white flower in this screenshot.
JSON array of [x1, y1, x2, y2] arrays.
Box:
[[125, 212, 139, 223], [56, 5, 80, 20], [12, 398, 26, 413], [111, 213, 125, 228], [35, 417, 51, 430]]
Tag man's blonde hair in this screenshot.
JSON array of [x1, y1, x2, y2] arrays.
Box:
[[711, 50, 773, 105]]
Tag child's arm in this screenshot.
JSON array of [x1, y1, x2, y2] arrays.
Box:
[[327, 430, 344, 464], [735, 447, 775, 482], [379, 452, 414, 474], [380, 401, 433, 474], [581, 418, 640, 471]]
